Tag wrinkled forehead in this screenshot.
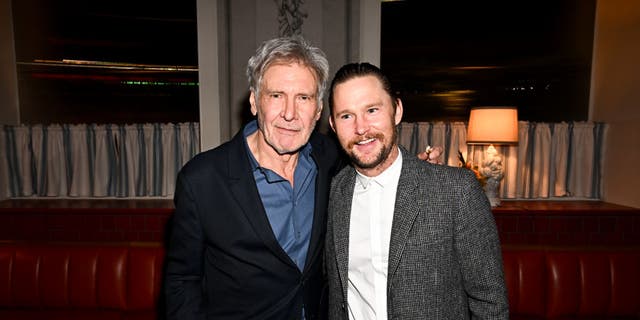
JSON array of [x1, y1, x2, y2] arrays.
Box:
[[262, 59, 318, 83], [258, 63, 319, 96]]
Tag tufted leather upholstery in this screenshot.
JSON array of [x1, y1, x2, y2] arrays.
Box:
[[1, 243, 638, 319], [503, 246, 640, 319], [0, 242, 164, 320]]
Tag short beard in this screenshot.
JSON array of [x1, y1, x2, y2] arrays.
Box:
[[347, 130, 397, 169]]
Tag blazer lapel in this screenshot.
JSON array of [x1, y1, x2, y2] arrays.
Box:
[[303, 145, 329, 272], [226, 132, 297, 268], [332, 168, 356, 301], [387, 149, 429, 279]]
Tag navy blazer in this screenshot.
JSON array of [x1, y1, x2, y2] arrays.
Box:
[[165, 127, 340, 320]]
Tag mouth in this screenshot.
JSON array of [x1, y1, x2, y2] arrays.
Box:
[[276, 126, 301, 135], [349, 135, 381, 149], [356, 138, 376, 145]]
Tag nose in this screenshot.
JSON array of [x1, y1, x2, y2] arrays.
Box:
[[281, 97, 296, 121], [354, 116, 369, 135]]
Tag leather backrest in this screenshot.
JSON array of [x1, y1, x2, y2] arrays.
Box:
[[0, 243, 164, 311], [502, 247, 640, 318], [502, 249, 546, 317]]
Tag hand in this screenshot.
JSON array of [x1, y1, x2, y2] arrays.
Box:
[[417, 146, 444, 165]]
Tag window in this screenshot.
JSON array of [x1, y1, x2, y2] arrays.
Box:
[[381, 1, 596, 122], [12, 0, 199, 124]]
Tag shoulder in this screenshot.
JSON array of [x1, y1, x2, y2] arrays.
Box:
[[400, 152, 489, 212], [309, 131, 347, 174], [401, 150, 477, 185], [178, 132, 245, 180], [330, 163, 356, 192], [309, 131, 339, 160]]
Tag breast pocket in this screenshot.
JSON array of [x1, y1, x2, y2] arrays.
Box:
[[405, 212, 452, 247], [406, 234, 443, 250], [399, 228, 454, 290]]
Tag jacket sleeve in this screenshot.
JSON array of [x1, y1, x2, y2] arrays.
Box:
[[165, 171, 206, 320], [454, 170, 510, 319]]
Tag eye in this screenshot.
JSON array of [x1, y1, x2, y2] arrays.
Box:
[[339, 114, 352, 120], [367, 107, 379, 114], [270, 93, 282, 99], [297, 95, 314, 103]]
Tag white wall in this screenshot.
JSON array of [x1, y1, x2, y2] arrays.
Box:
[[590, 0, 640, 208], [196, 0, 226, 151]]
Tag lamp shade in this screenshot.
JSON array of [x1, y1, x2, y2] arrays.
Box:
[[466, 107, 518, 145]]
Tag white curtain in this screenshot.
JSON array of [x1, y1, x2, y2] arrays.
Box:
[[0, 121, 604, 200], [0, 123, 200, 199], [398, 121, 606, 200], [68, 124, 91, 196]]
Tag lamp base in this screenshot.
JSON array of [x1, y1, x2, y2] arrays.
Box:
[[483, 177, 502, 207], [479, 144, 504, 208]]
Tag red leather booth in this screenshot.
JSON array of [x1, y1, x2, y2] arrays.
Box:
[[503, 246, 640, 319], [0, 242, 164, 320], [1, 243, 638, 319]]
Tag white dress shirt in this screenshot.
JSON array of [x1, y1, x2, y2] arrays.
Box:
[[347, 149, 402, 320]]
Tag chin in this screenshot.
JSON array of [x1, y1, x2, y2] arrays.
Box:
[[278, 143, 305, 155], [350, 154, 382, 169]]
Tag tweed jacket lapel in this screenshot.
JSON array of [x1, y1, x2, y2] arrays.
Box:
[[331, 166, 357, 302], [387, 147, 432, 280]]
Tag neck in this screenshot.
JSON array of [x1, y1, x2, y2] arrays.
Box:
[[247, 131, 299, 184], [356, 145, 400, 177]]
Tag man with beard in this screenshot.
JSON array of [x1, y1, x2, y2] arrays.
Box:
[[325, 63, 508, 319]]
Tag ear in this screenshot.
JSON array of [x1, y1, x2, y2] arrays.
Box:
[[249, 91, 257, 116], [329, 114, 336, 133], [394, 98, 404, 125], [314, 102, 323, 121]]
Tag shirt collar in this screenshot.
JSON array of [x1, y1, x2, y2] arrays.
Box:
[[355, 147, 403, 190]]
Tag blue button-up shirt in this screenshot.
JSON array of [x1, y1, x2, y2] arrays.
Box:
[[243, 120, 317, 271]]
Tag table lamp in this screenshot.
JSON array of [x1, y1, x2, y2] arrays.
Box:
[[466, 107, 518, 207]]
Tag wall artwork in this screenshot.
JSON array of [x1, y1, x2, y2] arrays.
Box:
[[276, 0, 307, 36]]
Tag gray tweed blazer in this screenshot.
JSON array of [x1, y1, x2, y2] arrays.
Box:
[[325, 147, 509, 319]]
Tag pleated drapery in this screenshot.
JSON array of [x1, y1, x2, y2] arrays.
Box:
[[1, 123, 199, 199], [398, 121, 606, 200], [1, 121, 604, 200]]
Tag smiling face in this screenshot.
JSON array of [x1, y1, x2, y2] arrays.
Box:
[[329, 75, 403, 177], [250, 62, 322, 155]]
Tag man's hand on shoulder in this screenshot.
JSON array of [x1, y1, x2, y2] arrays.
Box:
[[417, 146, 444, 165]]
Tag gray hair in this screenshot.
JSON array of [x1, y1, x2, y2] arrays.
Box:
[[246, 37, 329, 103]]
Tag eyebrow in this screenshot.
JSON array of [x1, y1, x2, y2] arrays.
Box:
[[263, 89, 317, 98]]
